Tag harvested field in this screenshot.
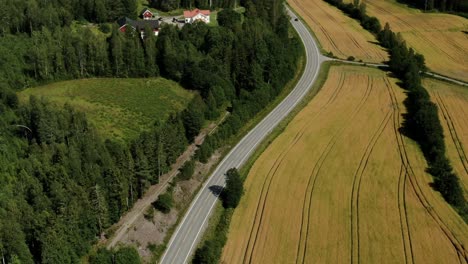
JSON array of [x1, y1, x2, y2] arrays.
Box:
[[345, 0, 468, 82], [288, 0, 387, 63], [222, 65, 468, 264], [424, 78, 468, 196]]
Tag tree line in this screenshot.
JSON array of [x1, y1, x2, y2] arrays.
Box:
[[323, 0, 467, 219], [396, 0, 468, 13], [378, 24, 467, 218], [0, 0, 301, 262], [0, 0, 138, 35], [149, 0, 238, 11], [192, 168, 243, 264]]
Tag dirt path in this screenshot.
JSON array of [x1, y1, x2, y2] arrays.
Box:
[[104, 113, 228, 249]]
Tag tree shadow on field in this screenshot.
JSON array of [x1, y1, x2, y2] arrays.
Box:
[[368, 40, 380, 46], [208, 185, 224, 197]]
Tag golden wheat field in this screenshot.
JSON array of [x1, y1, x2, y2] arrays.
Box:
[[221, 65, 468, 264], [424, 78, 468, 195], [350, 0, 468, 82], [288, 0, 387, 63]]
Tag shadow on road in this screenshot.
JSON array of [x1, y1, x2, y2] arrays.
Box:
[[208, 185, 224, 197]]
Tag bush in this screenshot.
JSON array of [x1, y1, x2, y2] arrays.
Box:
[[98, 23, 111, 33], [221, 168, 243, 209], [114, 247, 141, 264], [178, 159, 195, 181], [347, 56, 356, 61], [89, 247, 141, 264], [192, 209, 232, 264], [153, 193, 173, 214], [144, 207, 154, 221]]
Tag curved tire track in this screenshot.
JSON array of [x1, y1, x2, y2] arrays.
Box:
[[243, 72, 346, 264], [433, 93, 468, 174], [295, 75, 374, 263], [384, 77, 467, 263], [350, 106, 393, 264]]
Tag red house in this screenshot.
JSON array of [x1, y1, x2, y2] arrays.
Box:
[[140, 8, 154, 20]]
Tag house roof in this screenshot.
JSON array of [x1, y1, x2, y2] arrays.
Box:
[[140, 8, 153, 16], [117, 17, 160, 30], [184, 9, 210, 18]]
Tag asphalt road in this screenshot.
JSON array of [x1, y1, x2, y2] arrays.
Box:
[[160, 6, 323, 264]]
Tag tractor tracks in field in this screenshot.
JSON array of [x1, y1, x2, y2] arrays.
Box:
[[309, 0, 373, 60], [433, 93, 468, 175], [366, 1, 459, 63], [384, 77, 415, 264], [293, 0, 386, 61], [296, 76, 374, 264], [291, 0, 341, 55], [350, 105, 393, 264], [241, 73, 346, 264], [384, 78, 468, 264]]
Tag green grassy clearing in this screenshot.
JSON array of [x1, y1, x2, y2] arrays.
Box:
[[19, 78, 193, 142]]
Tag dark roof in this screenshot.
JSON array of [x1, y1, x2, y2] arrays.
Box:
[[140, 8, 152, 16], [117, 17, 160, 30]]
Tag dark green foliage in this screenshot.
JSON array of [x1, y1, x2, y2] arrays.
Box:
[[153, 192, 174, 214], [89, 246, 141, 264], [0, 0, 138, 34], [324, 0, 381, 34], [144, 207, 155, 221], [89, 248, 113, 264], [396, 0, 467, 13], [114, 246, 141, 264], [0, 95, 190, 263], [0, 0, 303, 262], [183, 96, 206, 142], [217, 9, 242, 31], [221, 168, 244, 209], [179, 159, 196, 181], [149, 0, 237, 11], [192, 209, 232, 264]]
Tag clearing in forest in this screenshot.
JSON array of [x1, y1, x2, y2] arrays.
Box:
[[288, 0, 387, 63], [19, 78, 193, 141], [348, 0, 468, 82], [222, 65, 468, 264], [424, 78, 468, 196]]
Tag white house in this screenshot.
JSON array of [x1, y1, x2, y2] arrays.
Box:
[[184, 9, 211, 24]]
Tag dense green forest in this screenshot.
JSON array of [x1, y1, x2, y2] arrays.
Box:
[[0, 0, 139, 33], [0, 0, 301, 263], [149, 0, 238, 11], [397, 0, 468, 13]]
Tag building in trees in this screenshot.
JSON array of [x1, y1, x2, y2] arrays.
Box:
[[140, 8, 156, 20], [117, 17, 161, 37], [184, 9, 211, 24]]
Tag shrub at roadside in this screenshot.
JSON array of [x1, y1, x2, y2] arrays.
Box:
[[221, 168, 244, 209], [178, 159, 196, 181], [153, 192, 174, 214]]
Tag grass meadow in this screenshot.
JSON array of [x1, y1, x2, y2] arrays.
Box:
[[19, 78, 193, 141]]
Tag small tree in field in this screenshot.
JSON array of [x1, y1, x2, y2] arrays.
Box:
[[221, 168, 243, 208]]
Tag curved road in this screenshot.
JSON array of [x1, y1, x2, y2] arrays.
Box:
[[160, 6, 323, 264]]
